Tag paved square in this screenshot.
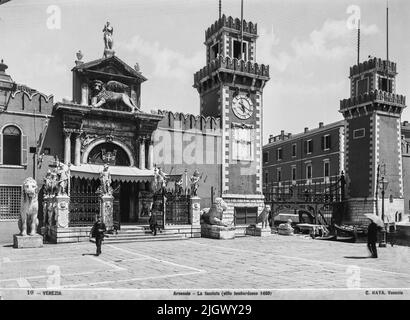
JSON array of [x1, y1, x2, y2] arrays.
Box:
[[1, 235, 409, 298]]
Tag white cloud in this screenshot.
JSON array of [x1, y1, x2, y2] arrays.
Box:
[[257, 19, 379, 73], [118, 35, 202, 82]]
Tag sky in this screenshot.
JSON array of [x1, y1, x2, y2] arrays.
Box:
[[1, 0, 409, 144]]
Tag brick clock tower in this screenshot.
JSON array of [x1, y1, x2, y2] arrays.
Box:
[[340, 58, 407, 224], [194, 15, 270, 225]]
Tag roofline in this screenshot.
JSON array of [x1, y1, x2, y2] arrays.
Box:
[[263, 120, 345, 149]]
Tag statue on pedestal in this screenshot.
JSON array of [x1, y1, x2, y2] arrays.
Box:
[[18, 177, 39, 236], [175, 177, 183, 195], [103, 21, 115, 58], [153, 167, 167, 194], [189, 169, 202, 197], [98, 164, 113, 196], [56, 162, 70, 196]]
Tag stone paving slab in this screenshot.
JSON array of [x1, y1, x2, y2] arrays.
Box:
[[1, 235, 410, 298]]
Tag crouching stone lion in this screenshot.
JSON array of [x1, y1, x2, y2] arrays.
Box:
[[18, 177, 39, 236], [200, 197, 229, 227]]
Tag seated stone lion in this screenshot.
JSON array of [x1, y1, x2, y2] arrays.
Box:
[[18, 177, 39, 236], [256, 204, 271, 228], [201, 197, 228, 227]]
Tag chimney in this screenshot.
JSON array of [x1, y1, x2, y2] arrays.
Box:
[[319, 122, 324, 128], [304, 127, 309, 133], [280, 130, 285, 139]]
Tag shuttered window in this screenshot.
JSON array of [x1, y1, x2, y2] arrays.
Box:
[[2, 125, 22, 165]]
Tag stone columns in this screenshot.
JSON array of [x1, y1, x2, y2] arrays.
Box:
[[64, 131, 71, 165], [81, 83, 89, 106], [147, 140, 154, 170], [74, 133, 81, 166], [100, 195, 114, 231], [139, 137, 146, 170]]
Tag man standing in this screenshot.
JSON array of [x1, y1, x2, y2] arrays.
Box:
[[149, 211, 158, 236], [91, 216, 106, 256], [367, 220, 379, 258]]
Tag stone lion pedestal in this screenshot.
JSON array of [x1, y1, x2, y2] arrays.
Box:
[[245, 224, 272, 237], [201, 224, 236, 239], [13, 234, 43, 249]]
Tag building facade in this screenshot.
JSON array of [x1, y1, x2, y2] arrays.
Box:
[[0, 14, 270, 242], [263, 57, 408, 225]]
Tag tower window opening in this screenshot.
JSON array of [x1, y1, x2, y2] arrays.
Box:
[[357, 78, 369, 95], [210, 42, 220, 61], [379, 76, 393, 93], [233, 39, 247, 61]]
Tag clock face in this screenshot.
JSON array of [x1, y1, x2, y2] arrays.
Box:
[[232, 95, 254, 120]]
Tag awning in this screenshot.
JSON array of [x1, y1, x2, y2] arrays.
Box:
[[69, 164, 155, 183]]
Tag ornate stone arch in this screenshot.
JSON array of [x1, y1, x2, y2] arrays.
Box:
[[82, 138, 135, 166]]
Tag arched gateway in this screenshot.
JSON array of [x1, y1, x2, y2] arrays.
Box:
[[54, 53, 165, 228]]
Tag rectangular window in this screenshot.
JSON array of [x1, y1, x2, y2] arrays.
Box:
[[264, 172, 269, 183], [292, 166, 297, 181], [210, 42, 220, 61], [263, 151, 269, 163], [233, 39, 247, 61], [305, 139, 313, 154], [379, 77, 393, 93], [276, 148, 282, 161], [357, 77, 369, 95], [324, 161, 330, 178], [306, 164, 312, 180], [292, 144, 297, 157], [353, 128, 365, 139], [234, 207, 257, 225], [0, 185, 22, 220], [277, 168, 282, 182], [322, 135, 331, 150]]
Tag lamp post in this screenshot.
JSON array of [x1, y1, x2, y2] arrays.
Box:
[[379, 177, 388, 248]]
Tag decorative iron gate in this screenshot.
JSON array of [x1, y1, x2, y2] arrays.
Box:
[[165, 194, 190, 225], [152, 192, 165, 228], [69, 178, 99, 227]]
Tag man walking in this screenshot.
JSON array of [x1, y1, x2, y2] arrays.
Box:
[[149, 211, 158, 236], [367, 220, 379, 258], [91, 215, 106, 256]]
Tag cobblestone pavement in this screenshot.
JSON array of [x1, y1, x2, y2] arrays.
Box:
[[0, 235, 409, 298]]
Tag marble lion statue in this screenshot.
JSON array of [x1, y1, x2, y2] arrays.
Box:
[[18, 177, 39, 236], [200, 197, 228, 227], [256, 204, 271, 228], [91, 80, 139, 113]]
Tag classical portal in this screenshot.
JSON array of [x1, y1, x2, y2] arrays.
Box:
[[52, 25, 163, 229]]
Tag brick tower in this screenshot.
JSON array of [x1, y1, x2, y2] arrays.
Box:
[[340, 58, 407, 224], [193, 15, 270, 226]]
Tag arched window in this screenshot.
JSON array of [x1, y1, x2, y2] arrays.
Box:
[[1, 125, 26, 165]]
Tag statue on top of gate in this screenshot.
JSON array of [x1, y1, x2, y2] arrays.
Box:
[[189, 169, 202, 197], [152, 166, 167, 194], [98, 164, 113, 196], [56, 162, 70, 196]]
